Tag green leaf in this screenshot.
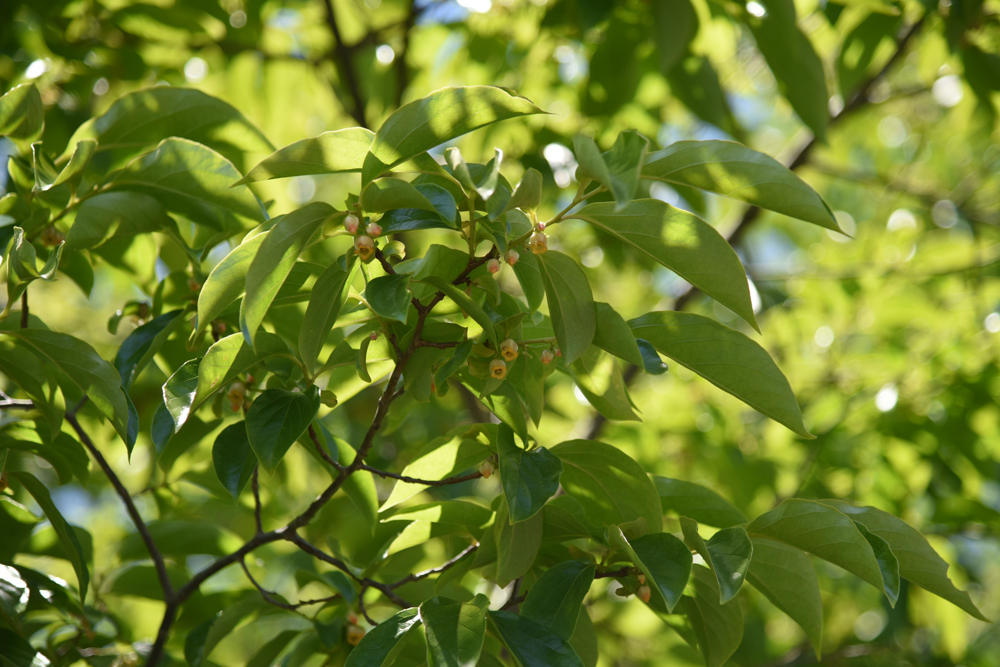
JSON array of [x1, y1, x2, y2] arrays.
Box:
[[0, 628, 42, 667], [521, 561, 596, 639], [111, 138, 264, 230], [575, 131, 649, 207], [746, 537, 823, 656], [114, 310, 184, 392], [609, 527, 691, 613], [379, 208, 454, 234], [481, 380, 529, 444], [819, 500, 988, 620], [66, 191, 174, 250], [344, 607, 421, 667], [362, 86, 544, 185], [367, 274, 412, 324], [236, 127, 374, 185], [380, 427, 491, 510], [11, 471, 89, 605], [495, 497, 543, 588], [65, 86, 274, 169], [361, 178, 438, 213], [680, 519, 752, 604], [487, 610, 585, 667], [746, 0, 829, 140], [0, 337, 64, 437], [163, 358, 200, 432], [852, 520, 900, 607], [538, 251, 595, 363], [328, 432, 379, 530], [652, 0, 699, 73], [837, 13, 903, 100], [245, 386, 321, 473], [37, 139, 96, 191], [629, 312, 811, 438], [419, 596, 488, 667], [568, 347, 639, 421], [636, 339, 668, 375], [679, 565, 744, 667], [511, 249, 544, 312], [419, 275, 498, 350], [654, 477, 747, 528], [665, 54, 741, 139], [5, 227, 63, 308], [299, 258, 357, 372], [507, 168, 543, 213], [496, 423, 562, 523], [242, 202, 336, 346], [383, 501, 492, 528], [592, 303, 643, 367], [642, 140, 840, 231], [572, 200, 757, 330], [0, 83, 43, 141], [7, 328, 130, 446], [192, 331, 288, 413], [196, 232, 266, 331], [746, 499, 887, 598], [212, 421, 258, 502], [435, 340, 473, 389], [119, 520, 230, 560], [551, 440, 662, 532]]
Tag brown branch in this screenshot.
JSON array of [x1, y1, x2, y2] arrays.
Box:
[[252, 466, 263, 534], [323, 0, 367, 128], [308, 423, 343, 470], [358, 586, 378, 626], [19, 291, 28, 329], [360, 465, 482, 487], [241, 560, 298, 611], [387, 543, 478, 589], [394, 1, 418, 108], [595, 567, 631, 579], [416, 339, 462, 349]]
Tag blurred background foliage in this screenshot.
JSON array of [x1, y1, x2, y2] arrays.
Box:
[[2, 0, 1000, 665]]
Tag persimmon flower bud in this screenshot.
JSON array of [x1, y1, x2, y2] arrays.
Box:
[[555, 348, 562, 357], [40, 226, 65, 247], [637, 573, 646, 584], [505, 249, 519, 266], [489, 358, 507, 379], [227, 381, 246, 412], [500, 338, 519, 361], [370, 331, 379, 341], [529, 231, 548, 255], [536, 220, 546, 231], [487, 258, 501, 274], [366, 221, 382, 237], [344, 215, 360, 234], [479, 460, 496, 478], [354, 235, 375, 261], [540, 349, 554, 365], [346, 624, 366, 646], [637, 584, 651, 603]]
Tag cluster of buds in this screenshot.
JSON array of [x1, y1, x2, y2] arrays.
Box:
[[40, 226, 65, 247], [489, 358, 507, 380], [500, 338, 519, 361], [479, 459, 496, 478], [529, 231, 548, 255]]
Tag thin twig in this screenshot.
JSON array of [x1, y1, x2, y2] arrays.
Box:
[[241, 559, 297, 611], [360, 465, 482, 487], [387, 543, 478, 589], [357, 586, 377, 626], [19, 291, 28, 329], [323, 0, 367, 128], [252, 466, 263, 534], [308, 424, 343, 470]]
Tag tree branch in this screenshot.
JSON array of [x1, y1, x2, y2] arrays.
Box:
[[387, 543, 478, 589], [19, 291, 28, 329], [360, 465, 482, 487], [323, 0, 367, 128]]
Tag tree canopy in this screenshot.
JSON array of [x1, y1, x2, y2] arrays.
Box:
[[1, 0, 999, 666]]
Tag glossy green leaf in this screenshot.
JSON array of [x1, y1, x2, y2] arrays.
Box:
[[507, 168, 543, 213], [575, 131, 649, 207], [629, 312, 811, 437], [367, 274, 412, 324], [419, 596, 488, 667], [488, 610, 585, 667], [362, 86, 544, 184], [636, 339, 668, 375], [329, 433, 379, 530], [379, 208, 454, 234], [652, 0, 699, 73], [655, 477, 747, 528], [380, 427, 491, 510], [496, 423, 562, 523], [236, 127, 374, 184], [299, 258, 356, 372], [192, 331, 288, 413], [196, 232, 266, 331], [0, 83, 43, 141], [245, 386, 321, 473], [747, 0, 829, 140], [420, 275, 498, 350], [680, 519, 752, 604], [495, 497, 543, 587], [114, 309, 184, 392], [852, 520, 900, 607], [569, 347, 639, 421], [11, 471, 89, 604], [521, 561, 596, 639], [383, 501, 492, 528], [819, 500, 987, 620], [66, 86, 274, 169], [344, 607, 421, 667], [552, 440, 662, 532], [642, 140, 840, 231], [572, 200, 757, 330], [66, 191, 174, 250], [481, 380, 529, 444], [747, 499, 887, 598], [746, 537, 823, 656], [679, 565, 744, 667], [5, 227, 63, 308], [609, 527, 691, 612], [212, 421, 257, 501], [361, 178, 438, 213], [0, 337, 65, 437], [511, 249, 544, 312], [111, 138, 264, 230], [242, 202, 336, 346], [8, 328, 130, 446], [538, 251, 595, 363], [592, 303, 643, 367], [0, 628, 42, 667], [37, 140, 96, 191], [163, 358, 200, 432]]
